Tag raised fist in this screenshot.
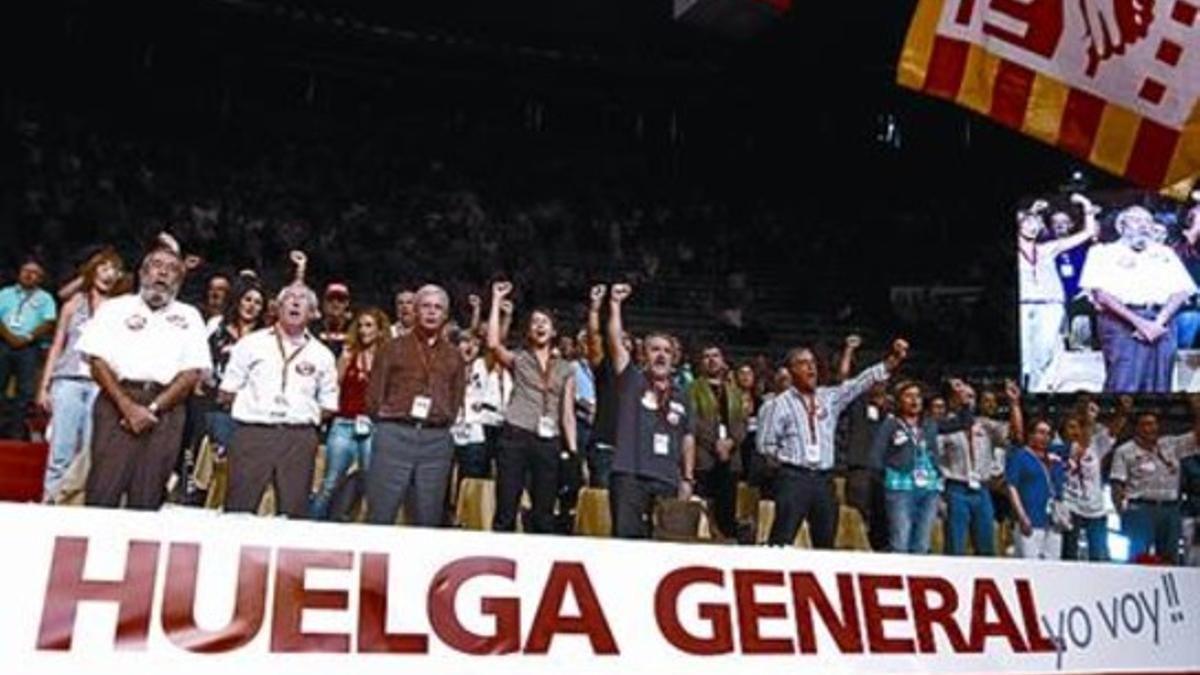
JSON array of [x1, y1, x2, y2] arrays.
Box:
[[492, 281, 513, 299], [610, 283, 632, 303]]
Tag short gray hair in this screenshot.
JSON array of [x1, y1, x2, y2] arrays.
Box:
[[277, 283, 320, 315], [415, 284, 450, 321]]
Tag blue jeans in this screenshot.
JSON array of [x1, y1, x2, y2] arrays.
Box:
[[309, 417, 373, 520], [944, 482, 996, 556], [1062, 513, 1109, 561], [1122, 501, 1183, 564], [1176, 309, 1200, 349], [886, 489, 940, 554], [42, 378, 98, 499]]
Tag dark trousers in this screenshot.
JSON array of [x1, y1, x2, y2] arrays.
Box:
[[85, 383, 186, 509], [224, 423, 318, 518], [845, 467, 889, 551], [609, 471, 677, 539], [770, 465, 838, 548], [586, 439, 615, 489], [492, 424, 560, 533], [697, 460, 737, 539], [0, 342, 39, 439], [365, 421, 453, 528]]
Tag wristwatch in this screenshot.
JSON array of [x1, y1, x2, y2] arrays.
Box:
[[148, 401, 161, 415]]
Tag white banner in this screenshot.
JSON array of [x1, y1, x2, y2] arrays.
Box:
[[0, 503, 1197, 674]]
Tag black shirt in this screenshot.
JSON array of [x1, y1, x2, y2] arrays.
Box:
[[592, 358, 620, 446], [613, 366, 695, 486]]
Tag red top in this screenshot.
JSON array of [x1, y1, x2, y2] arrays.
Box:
[[338, 352, 371, 417]]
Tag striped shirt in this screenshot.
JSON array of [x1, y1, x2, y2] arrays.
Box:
[[757, 363, 889, 470]]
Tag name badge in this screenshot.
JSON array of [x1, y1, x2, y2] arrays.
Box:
[[641, 391, 659, 411], [411, 395, 432, 420], [718, 423, 728, 441], [654, 433, 671, 456], [967, 470, 981, 490], [747, 416, 758, 433], [1139, 460, 1157, 474], [354, 415, 372, 437], [866, 405, 879, 422], [1060, 263, 1075, 277], [450, 424, 472, 446], [804, 443, 821, 464], [538, 415, 557, 439], [913, 467, 932, 489]]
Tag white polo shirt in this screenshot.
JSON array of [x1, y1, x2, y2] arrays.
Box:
[[220, 327, 338, 426], [1079, 241, 1197, 305], [76, 294, 212, 385]]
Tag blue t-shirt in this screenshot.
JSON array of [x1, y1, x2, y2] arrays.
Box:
[[0, 285, 56, 340], [1006, 447, 1066, 529]]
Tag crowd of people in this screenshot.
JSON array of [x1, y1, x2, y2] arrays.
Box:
[[2, 233, 1198, 567]]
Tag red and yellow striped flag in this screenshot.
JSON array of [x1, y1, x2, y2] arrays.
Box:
[[898, 0, 1200, 193]]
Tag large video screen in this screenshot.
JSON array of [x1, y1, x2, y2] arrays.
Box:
[[1018, 190, 1200, 394]]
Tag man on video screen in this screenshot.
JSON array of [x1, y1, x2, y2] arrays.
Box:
[[1080, 206, 1198, 393]]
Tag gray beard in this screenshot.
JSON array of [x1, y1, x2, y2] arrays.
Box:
[[141, 286, 176, 309]]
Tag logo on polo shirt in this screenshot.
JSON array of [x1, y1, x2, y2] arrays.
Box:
[[125, 314, 147, 331], [295, 361, 316, 376], [166, 314, 189, 330]]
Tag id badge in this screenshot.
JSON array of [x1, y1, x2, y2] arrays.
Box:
[[747, 416, 758, 434], [866, 405, 879, 422], [450, 424, 471, 446], [271, 394, 288, 417], [718, 423, 728, 441], [1060, 263, 1075, 277], [913, 468, 931, 489], [804, 443, 821, 464], [410, 395, 432, 420], [537, 415, 557, 439], [354, 415, 372, 437], [967, 470, 981, 490], [654, 433, 671, 456]]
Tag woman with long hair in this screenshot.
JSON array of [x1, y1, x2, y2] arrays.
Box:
[[310, 306, 391, 520], [37, 247, 128, 502], [202, 279, 268, 451], [487, 281, 577, 534]]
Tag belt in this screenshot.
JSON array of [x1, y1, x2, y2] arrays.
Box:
[[380, 417, 450, 430], [240, 421, 314, 430], [1124, 304, 1164, 312], [779, 463, 832, 476], [945, 478, 983, 490], [1129, 497, 1179, 506]]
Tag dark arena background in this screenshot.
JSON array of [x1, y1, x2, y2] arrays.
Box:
[[0, 3, 1198, 674]]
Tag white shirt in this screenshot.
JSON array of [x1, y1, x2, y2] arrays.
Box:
[[1019, 242, 1067, 303], [76, 294, 211, 385], [220, 327, 339, 426], [1079, 241, 1197, 305], [1064, 428, 1115, 518], [453, 358, 512, 445]]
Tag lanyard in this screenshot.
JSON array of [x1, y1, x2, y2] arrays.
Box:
[[534, 351, 558, 416], [797, 391, 819, 442], [274, 329, 309, 394]]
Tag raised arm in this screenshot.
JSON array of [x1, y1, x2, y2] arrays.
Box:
[[1044, 193, 1099, 257], [585, 284, 606, 368], [607, 283, 632, 375], [837, 334, 861, 383], [486, 281, 516, 370]]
